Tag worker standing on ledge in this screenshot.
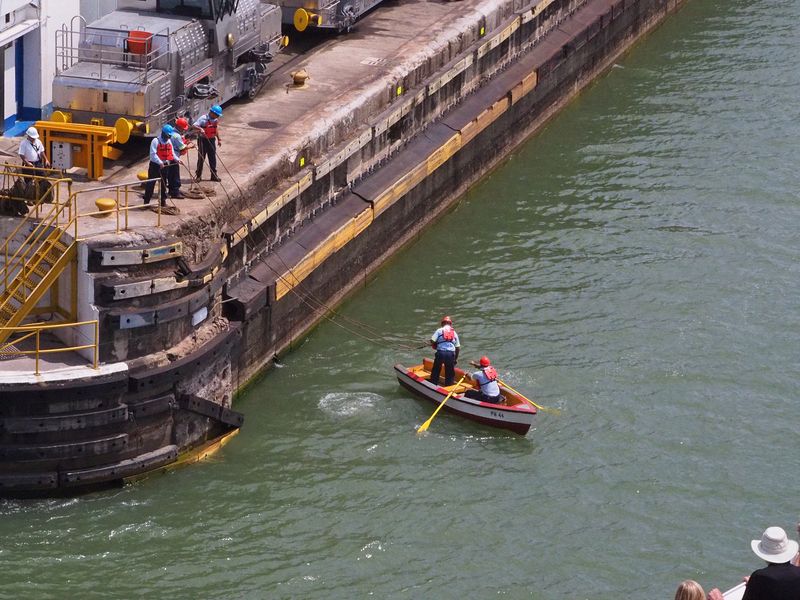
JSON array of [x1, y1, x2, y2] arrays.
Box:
[[429, 316, 460, 386], [143, 125, 177, 208], [167, 118, 189, 199], [193, 105, 222, 182], [18, 127, 50, 173]]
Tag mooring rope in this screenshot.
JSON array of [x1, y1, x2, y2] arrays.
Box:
[[176, 146, 426, 351]]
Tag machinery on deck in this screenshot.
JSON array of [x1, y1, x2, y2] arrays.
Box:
[[279, 0, 384, 33], [51, 0, 287, 142]]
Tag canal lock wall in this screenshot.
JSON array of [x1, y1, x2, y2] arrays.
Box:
[[0, 0, 686, 493]]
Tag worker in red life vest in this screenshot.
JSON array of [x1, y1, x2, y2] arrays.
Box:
[[466, 356, 502, 404], [143, 125, 177, 207], [429, 315, 460, 386], [167, 117, 190, 198], [193, 105, 222, 182]]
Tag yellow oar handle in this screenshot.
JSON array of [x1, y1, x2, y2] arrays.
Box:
[[417, 375, 467, 433]]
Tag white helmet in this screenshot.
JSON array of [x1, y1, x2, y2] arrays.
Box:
[[25, 127, 39, 139]]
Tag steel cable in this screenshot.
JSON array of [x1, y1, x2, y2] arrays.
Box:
[[177, 143, 426, 351]]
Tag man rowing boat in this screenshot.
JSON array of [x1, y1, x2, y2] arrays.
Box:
[[466, 356, 502, 404]]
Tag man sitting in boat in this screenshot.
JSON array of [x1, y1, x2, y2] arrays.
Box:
[[429, 315, 460, 386], [466, 356, 502, 404]]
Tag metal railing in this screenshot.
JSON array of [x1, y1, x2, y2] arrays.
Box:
[[0, 168, 73, 293], [2, 171, 168, 294], [55, 23, 172, 85], [0, 319, 99, 375], [0, 171, 171, 374], [67, 178, 168, 237]]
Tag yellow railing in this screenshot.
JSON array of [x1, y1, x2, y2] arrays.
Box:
[[0, 319, 98, 375], [66, 178, 167, 237], [1, 175, 166, 288], [0, 171, 167, 367], [0, 165, 73, 281], [0, 163, 71, 213]]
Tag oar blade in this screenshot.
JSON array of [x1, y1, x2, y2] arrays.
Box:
[[415, 375, 466, 434]]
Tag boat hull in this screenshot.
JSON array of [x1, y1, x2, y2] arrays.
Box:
[[394, 363, 535, 435]]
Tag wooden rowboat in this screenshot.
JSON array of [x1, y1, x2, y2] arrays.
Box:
[[394, 358, 537, 435]]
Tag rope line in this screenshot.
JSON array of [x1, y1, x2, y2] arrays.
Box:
[[176, 142, 426, 352]]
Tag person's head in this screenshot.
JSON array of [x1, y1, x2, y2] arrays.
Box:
[[674, 580, 704, 600], [175, 117, 189, 132], [161, 124, 175, 139], [25, 126, 39, 141], [751, 526, 799, 564], [479, 356, 491, 367], [441, 315, 452, 326], [209, 105, 222, 119]]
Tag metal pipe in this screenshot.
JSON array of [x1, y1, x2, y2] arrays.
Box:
[[35, 329, 40, 375], [93, 320, 98, 369]]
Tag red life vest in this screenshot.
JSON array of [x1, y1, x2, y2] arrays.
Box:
[[180, 135, 188, 155], [482, 366, 498, 381], [156, 139, 174, 161], [441, 325, 455, 342], [203, 118, 218, 139]]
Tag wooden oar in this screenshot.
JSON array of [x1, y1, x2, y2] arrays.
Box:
[[469, 361, 560, 415], [498, 378, 560, 415], [417, 375, 467, 434]]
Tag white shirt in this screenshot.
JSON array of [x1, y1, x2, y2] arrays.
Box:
[[18, 138, 45, 163]]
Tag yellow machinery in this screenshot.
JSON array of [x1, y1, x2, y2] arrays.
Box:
[[34, 119, 122, 180]]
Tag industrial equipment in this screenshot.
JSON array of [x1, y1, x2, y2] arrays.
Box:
[[51, 0, 287, 141], [278, 0, 385, 33]]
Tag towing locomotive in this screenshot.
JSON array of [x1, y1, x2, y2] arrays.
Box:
[[51, 0, 287, 142]]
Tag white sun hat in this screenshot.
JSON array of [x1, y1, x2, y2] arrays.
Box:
[[751, 527, 799, 564], [25, 126, 39, 139]]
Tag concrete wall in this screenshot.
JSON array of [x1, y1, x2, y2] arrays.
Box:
[[0, 0, 687, 496], [40, 0, 81, 114], [231, 0, 686, 387], [3, 44, 15, 126], [85, 0, 585, 365], [0, 0, 80, 128], [78, 0, 686, 374]]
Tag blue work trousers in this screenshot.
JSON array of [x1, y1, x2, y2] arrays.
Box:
[[168, 161, 181, 195], [143, 161, 168, 205], [430, 350, 456, 386], [196, 137, 218, 179]]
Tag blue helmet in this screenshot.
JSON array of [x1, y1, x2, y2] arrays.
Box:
[[210, 105, 222, 117], [161, 124, 176, 137]]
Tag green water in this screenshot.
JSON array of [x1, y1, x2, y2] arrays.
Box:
[[3, 0, 799, 597]]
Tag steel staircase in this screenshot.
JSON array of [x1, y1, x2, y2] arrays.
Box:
[[0, 213, 76, 346]]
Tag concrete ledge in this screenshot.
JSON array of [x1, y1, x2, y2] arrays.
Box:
[[0, 361, 128, 388]]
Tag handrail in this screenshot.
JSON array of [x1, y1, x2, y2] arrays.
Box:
[[55, 24, 172, 85], [0, 167, 71, 247], [1, 175, 167, 326], [1, 175, 164, 288], [67, 177, 166, 236], [0, 166, 72, 276], [1, 199, 69, 294], [0, 319, 99, 375], [0, 237, 74, 319]]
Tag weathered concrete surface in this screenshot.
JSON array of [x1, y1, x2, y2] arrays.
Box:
[[0, 0, 520, 252]]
